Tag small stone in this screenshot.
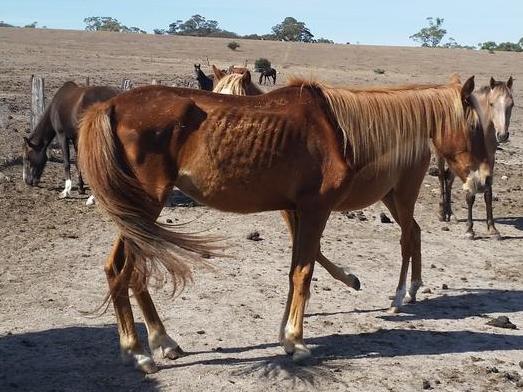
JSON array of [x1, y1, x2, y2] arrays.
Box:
[[430, 264, 437, 269], [196, 330, 206, 335], [213, 346, 223, 352], [441, 226, 450, 231], [356, 211, 367, 221], [442, 284, 448, 290], [422, 379, 432, 389], [504, 371, 521, 382], [253, 314, 262, 319], [322, 287, 331, 291], [247, 231, 263, 241], [516, 380, 523, 388], [342, 211, 356, 219], [501, 175, 508, 180], [422, 288, 432, 294], [428, 167, 440, 177], [166, 218, 173, 223], [380, 212, 393, 224], [486, 316, 517, 330], [486, 366, 499, 374]]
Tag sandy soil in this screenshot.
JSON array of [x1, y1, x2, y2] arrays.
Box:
[[0, 28, 522, 392]]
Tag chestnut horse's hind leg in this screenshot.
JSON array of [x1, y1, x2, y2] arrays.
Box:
[[72, 137, 85, 195], [280, 208, 330, 362], [281, 210, 360, 290], [105, 237, 158, 373], [131, 274, 186, 360]]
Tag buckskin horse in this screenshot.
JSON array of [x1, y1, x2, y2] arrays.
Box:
[[437, 77, 514, 239], [78, 75, 489, 373], [22, 81, 119, 198]]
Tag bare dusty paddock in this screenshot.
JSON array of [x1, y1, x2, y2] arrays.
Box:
[[1, 28, 523, 391]]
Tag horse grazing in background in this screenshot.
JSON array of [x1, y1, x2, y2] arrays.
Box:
[[23, 81, 119, 198], [437, 77, 514, 239], [259, 68, 277, 85], [212, 65, 263, 96], [78, 75, 489, 373], [193, 64, 213, 91]]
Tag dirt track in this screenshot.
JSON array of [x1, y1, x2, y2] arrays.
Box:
[[1, 28, 522, 391]]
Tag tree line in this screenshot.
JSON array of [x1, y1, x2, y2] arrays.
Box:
[[410, 17, 523, 52]]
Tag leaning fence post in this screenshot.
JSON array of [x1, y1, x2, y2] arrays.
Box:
[[121, 79, 133, 90], [30, 75, 45, 131]]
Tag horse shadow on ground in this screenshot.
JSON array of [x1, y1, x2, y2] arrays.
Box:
[[457, 216, 523, 237], [377, 288, 523, 322], [0, 324, 157, 392], [2, 289, 522, 390]]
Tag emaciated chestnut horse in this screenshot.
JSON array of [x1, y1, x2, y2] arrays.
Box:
[[78, 75, 490, 373], [437, 77, 514, 239]]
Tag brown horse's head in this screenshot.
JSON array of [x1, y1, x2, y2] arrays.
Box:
[[436, 76, 491, 194], [22, 136, 47, 186], [488, 76, 514, 143]]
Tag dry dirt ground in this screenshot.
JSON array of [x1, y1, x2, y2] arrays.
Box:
[[1, 28, 523, 392]]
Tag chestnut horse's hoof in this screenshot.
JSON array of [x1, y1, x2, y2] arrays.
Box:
[[347, 274, 361, 291], [387, 306, 401, 314], [164, 345, 186, 360]]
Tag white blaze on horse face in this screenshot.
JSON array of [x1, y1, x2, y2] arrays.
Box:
[[491, 95, 512, 143], [59, 179, 72, 198]]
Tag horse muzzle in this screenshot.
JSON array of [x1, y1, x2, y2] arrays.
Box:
[[497, 131, 510, 144]]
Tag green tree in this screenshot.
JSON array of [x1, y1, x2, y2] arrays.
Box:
[[271, 17, 314, 42], [24, 21, 37, 28], [410, 17, 447, 47], [84, 17, 123, 32], [0, 21, 15, 27], [480, 41, 498, 51]]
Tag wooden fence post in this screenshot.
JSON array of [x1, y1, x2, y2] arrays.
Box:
[[30, 75, 45, 131], [121, 79, 133, 90], [85, 76, 90, 86]]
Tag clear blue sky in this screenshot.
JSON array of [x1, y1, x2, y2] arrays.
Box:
[[1, 0, 522, 46]]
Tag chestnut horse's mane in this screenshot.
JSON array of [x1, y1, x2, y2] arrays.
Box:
[[287, 76, 468, 170]]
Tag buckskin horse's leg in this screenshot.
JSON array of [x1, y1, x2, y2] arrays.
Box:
[[445, 169, 457, 222], [484, 177, 501, 239], [281, 210, 360, 290], [131, 275, 186, 360], [280, 208, 330, 362], [465, 191, 476, 239], [106, 237, 157, 373], [437, 157, 447, 222]]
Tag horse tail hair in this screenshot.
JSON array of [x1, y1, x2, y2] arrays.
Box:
[[78, 102, 220, 297]]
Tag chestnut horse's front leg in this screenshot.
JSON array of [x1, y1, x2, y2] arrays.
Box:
[[58, 134, 72, 199], [105, 237, 158, 373], [280, 208, 330, 362]]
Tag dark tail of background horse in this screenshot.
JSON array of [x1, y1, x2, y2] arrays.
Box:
[[77, 103, 216, 294]]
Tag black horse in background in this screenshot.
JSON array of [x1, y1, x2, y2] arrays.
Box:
[[259, 67, 277, 85], [194, 64, 213, 91]]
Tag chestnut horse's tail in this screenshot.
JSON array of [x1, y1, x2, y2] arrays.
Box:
[[78, 103, 217, 295]]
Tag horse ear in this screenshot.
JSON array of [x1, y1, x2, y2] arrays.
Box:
[[241, 70, 252, 85], [490, 77, 496, 90], [212, 64, 225, 80], [507, 76, 513, 90], [461, 76, 475, 102]]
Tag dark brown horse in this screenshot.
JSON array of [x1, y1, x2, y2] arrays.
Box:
[[259, 68, 277, 85], [78, 75, 489, 373], [23, 81, 119, 197], [437, 77, 514, 239], [194, 64, 213, 91]]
